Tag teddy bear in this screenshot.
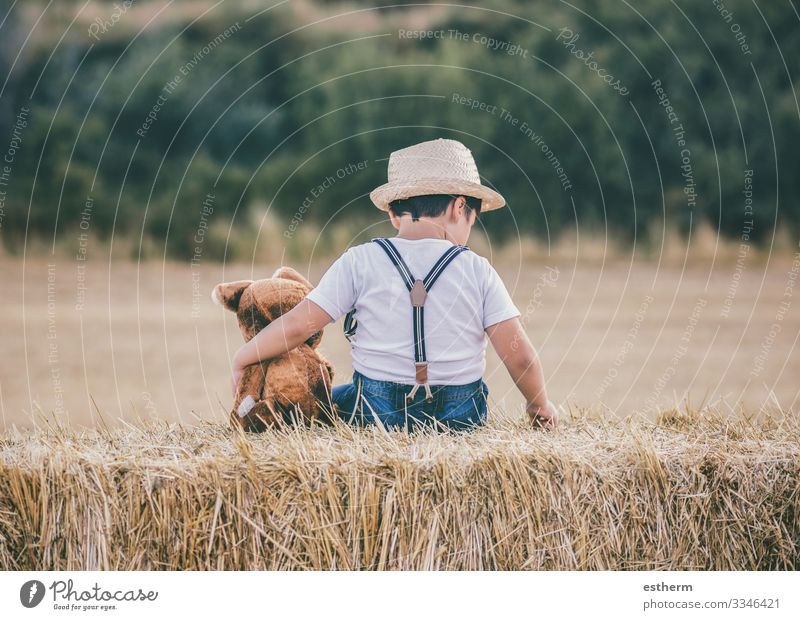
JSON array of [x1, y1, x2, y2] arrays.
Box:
[[212, 267, 334, 432]]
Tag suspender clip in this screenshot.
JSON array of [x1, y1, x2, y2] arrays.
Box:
[[406, 362, 434, 403], [405, 381, 434, 403]]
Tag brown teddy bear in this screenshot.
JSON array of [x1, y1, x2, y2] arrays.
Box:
[[212, 267, 334, 432]]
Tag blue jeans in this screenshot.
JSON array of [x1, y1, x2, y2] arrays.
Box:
[[331, 370, 488, 432]]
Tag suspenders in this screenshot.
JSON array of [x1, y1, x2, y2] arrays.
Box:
[[343, 238, 470, 401]]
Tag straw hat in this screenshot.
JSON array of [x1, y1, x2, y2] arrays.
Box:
[[369, 138, 506, 212]]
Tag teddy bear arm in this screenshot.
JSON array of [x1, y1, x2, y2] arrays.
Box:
[[233, 362, 268, 419], [257, 349, 327, 424]]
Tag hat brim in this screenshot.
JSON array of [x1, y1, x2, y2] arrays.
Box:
[[369, 177, 506, 212]]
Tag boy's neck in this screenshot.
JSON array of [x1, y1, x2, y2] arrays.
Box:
[[395, 217, 450, 242]]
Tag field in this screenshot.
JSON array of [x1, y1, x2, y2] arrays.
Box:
[[1, 246, 798, 431], [2, 0, 799, 575], [1, 247, 799, 570]]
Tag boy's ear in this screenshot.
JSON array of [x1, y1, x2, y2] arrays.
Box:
[[451, 195, 467, 221], [211, 280, 253, 312], [387, 208, 402, 230]]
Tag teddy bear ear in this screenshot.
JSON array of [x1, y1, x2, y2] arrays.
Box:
[[211, 280, 253, 312], [271, 266, 313, 289]]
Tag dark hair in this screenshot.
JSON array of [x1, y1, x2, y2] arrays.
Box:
[[388, 193, 482, 222]]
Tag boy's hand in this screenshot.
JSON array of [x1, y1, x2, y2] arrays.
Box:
[[486, 318, 557, 430], [225, 298, 335, 400], [230, 360, 245, 397], [526, 399, 559, 429], [227, 299, 334, 399]]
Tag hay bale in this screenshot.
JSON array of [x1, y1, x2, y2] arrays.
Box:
[[1, 407, 798, 570]]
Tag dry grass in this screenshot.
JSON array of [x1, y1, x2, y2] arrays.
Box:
[[3, 247, 800, 430], [1, 405, 798, 570]]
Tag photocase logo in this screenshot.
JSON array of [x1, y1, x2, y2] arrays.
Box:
[[20, 580, 45, 608]]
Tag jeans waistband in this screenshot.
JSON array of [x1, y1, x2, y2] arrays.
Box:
[[353, 369, 484, 401]]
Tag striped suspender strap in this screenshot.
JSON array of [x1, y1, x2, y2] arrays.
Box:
[[343, 308, 357, 341], [373, 237, 469, 401]]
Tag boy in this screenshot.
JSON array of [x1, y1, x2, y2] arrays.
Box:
[[230, 138, 558, 431]]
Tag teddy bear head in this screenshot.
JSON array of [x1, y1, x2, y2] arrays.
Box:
[[211, 267, 322, 346]]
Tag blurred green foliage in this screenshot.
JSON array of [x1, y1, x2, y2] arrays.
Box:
[[0, 0, 797, 260]]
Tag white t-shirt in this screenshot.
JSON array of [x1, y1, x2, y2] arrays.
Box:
[[306, 237, 521, 385]]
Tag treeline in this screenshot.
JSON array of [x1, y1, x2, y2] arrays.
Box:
[[0, 0, 797, 260]]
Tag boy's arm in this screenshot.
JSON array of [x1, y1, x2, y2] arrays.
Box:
[[486, 317, 559, 428], [230, 299, 333, 395]]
